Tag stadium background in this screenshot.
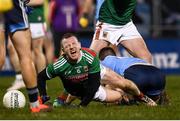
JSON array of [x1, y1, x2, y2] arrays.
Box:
[[1, 0, 180, 75], [0, 0, 180, 119]]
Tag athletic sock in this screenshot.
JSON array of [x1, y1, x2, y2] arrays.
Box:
[[15, 72, 23, 81], [27, 87, 39, 108]]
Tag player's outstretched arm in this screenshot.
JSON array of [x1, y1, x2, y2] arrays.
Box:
[[79, 72, 101, 107], [37, 68, 49, 96]]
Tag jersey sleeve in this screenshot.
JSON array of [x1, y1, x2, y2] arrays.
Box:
[[82, 48, 101, 74], [89, 54, 100, 74], [46, 63, 57, 79]]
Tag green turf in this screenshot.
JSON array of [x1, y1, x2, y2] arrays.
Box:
[[0, 75, 180, 120]]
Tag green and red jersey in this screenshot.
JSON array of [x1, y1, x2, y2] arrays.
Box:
[[44, 48, 101, 105]]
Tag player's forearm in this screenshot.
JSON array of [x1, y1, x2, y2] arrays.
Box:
[[79, 72, 101, 106], [37, 68, 49, 96]]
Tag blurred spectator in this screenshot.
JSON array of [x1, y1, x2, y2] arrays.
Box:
[[49, 0, 80, 58]]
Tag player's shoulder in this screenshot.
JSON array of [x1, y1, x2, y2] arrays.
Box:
[[52, 56, 68, 69], [82, 47, 97, 57], [81, 48, 99, 64]]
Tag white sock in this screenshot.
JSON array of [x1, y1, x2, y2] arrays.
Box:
[[15, 74, 23, 81], [30, 100, 39, 108]]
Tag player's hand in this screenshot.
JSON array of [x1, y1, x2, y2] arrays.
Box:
[[79, 13, 89, 28]]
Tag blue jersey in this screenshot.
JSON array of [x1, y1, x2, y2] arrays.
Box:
[[101, 55, 165, 96], [101, 56, 147, 75]]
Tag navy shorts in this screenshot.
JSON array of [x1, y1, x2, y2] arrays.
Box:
[[4, 0, 29, 33], [124, 65, 166, 96]]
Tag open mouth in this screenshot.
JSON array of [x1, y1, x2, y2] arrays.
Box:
[[70, 50, 77, 56]]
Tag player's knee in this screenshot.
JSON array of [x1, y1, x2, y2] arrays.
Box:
[[18, 50, 32, 61], [7, 44, 14, 52], [146, 53, 152, 63], [33, 48, 39, 56], [33, 47, 42, 56], [140, 52, 152, 63]]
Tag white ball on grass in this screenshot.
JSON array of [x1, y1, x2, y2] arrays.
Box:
[[3, 90, 26, 108]]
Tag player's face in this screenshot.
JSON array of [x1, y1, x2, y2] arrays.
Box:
[[62, 36, 81, 62]]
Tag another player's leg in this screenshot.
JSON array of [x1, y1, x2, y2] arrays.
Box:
[[32, 37, 46, 73], [7, 37, 25, 91], [0, 14, 5, 69], [4, 0, 51, 112], [121, 37, 152, 63], [10, 29, 51, 112], [43, 31, 54, 64], [0, 29, 5, 69], [94, 85, 124, 104], [101, 67, 156, 106]]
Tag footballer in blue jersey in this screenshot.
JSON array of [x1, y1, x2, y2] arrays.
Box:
[[99, 47, 169, 105]]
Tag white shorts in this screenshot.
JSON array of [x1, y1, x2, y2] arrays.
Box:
[[30, 23, 46, 39], [93, 21, 142, 45], [93, 85, 106, 102]]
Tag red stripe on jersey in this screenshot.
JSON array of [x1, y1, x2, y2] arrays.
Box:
[[82, 48, 97, 57]]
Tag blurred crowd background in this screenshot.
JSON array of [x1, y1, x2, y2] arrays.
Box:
[[1, 0, 180, 75]]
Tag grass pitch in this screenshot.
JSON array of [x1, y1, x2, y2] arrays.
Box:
[[0, 75, 180, 120]]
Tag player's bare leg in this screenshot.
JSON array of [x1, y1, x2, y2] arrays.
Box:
[[9, 29, 51, 112], [102, 68, 157, 106], [103, 86, 123, 103], [121, 37, 152, 63], [101, 68, 141, 96], [0, 30, 5, 69], [10, 29, 37, 89], [32, 37, 46, 73], [43, 35, 54, 64], [7, 38, 25, 91]]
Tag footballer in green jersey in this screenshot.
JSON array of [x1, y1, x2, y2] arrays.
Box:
[[90, 0, 152, 64], [38, 33, 124, 107]]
